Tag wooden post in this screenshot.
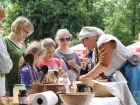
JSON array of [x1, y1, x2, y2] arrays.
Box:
[[138, 33, 140, 40], [133, 33, 140, 43]]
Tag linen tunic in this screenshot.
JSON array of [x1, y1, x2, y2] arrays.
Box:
[[0, 35, 12, 97]]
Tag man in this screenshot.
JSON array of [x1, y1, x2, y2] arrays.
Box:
[[0, 6, 13, 97]]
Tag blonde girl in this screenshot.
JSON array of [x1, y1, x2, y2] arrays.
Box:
[[39, 38, 61, 70], [19, 41, 46, 88]]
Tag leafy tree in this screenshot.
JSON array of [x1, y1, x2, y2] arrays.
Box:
[[97, 0, 140, 46], [2, 0, 91, 46], [83, 0, 105, 29]]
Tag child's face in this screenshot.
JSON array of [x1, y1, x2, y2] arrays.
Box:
[[35, 52, 46, 67], [44, 46, 55, 60]]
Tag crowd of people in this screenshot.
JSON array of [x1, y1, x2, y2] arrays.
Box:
[[1, 5, 140, 105]]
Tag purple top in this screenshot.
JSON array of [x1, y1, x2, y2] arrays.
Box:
[[20, 65, 40, 88]]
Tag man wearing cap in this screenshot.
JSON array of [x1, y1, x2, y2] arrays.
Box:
[[78, 26, 132, 79], [0, 6, 13, 97]]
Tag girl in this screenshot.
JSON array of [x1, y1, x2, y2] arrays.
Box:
[[39, 38, 61, 70], [19, 41, 46, 88]]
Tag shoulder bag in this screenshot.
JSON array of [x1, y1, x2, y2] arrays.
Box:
[[56, 50, 80, 83]]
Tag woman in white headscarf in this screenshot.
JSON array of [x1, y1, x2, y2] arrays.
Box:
[[78, 26, 132, 79]]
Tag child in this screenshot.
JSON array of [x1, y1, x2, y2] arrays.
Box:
[[39, 38, 61, 70], [19, 41, 46, 88]]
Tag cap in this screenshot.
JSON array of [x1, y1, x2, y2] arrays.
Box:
[[78, 26, 105, 41]]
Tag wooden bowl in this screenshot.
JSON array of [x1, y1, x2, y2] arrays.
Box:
[[59, 93, 94, 105], [0, 97, 13, 105], [43, 83, 66, 93]]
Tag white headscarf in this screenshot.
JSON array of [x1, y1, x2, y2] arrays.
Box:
[[78, 26, 105, 41]]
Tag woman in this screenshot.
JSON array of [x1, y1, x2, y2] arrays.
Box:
[[78, 26, 132, 79], [54, 29, 81, 84], [5, 16, 34, 96], [0, 6, 13, 97]]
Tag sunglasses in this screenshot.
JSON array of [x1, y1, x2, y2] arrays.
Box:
[[59, 37, 71, 42]]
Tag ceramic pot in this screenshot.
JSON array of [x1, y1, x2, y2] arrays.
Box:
[[79, 78, 94, 91], [76, 84, 92, 93]]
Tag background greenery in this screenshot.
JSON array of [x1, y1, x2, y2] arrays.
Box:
[[0, 0, 140, 46]]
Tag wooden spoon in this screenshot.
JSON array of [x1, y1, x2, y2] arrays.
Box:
[[40, 65, 48, 83], [55, 68, 63, 83]]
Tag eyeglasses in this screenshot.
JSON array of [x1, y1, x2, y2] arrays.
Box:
[[59, 37, 71, 42], [23, 29, 29, 35]]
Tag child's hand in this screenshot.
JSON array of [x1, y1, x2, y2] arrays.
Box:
[[81, 62, 86, 70]]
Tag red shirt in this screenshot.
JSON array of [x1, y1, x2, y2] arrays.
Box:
[[39, 57, 61, 70]]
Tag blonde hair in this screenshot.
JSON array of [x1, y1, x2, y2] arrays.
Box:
[[11, 16, 34, 35], [55, 29, 72, 41], [19, 41, 46, 72], [41, 38, 56, 49], [18, 41, 46, 83]]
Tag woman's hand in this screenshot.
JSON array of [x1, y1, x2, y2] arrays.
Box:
[[67, 59, 81, 74], [67, 59, 77, 68], [80, 74, 89, 78]]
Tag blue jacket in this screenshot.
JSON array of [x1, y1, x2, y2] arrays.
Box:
[[20, 65, 39, 89]]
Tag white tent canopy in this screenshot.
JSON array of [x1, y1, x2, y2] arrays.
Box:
[[126, 41, 140, 56], [70, 44, 86, 59], [70, 44, 86, 50]]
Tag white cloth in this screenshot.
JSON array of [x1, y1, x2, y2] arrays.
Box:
[[0, 35, 13, 74], [0, 77, 5, 97], [93, 80, 137, 105], [113, 71, 127, 83], [97, 34, 132, 76], [0, 34, 13, 97], [88, 97, 120, 105], [78, 26, 105, 41]]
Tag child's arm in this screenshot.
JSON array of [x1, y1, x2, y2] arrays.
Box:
[[20, 65, 32, 89]]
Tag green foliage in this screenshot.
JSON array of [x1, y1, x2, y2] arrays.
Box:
[[1, 0, 140, 46], [97, 0, 140, 46], [2, 0, 91, 45]]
